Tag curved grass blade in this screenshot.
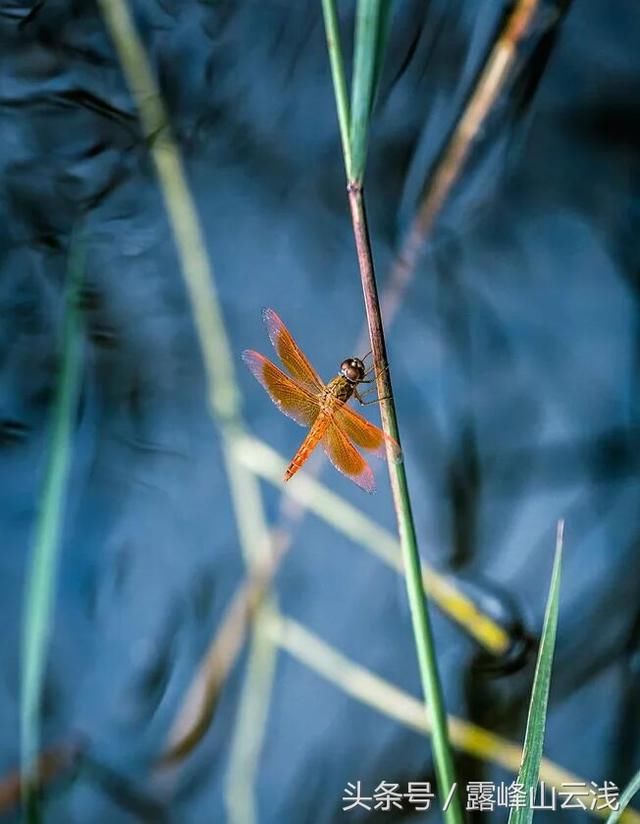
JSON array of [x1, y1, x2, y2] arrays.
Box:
[[607, 770, 640, 824], [20, 233, 85, 820], [508, 520, 564, 824]]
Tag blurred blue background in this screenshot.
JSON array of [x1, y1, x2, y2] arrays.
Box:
[[0, 0, 639, 821]]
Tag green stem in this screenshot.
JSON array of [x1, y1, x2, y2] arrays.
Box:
[[606, 769, 640, 824], [349, 0, 385, 182], [508, 520, 563, 824], [347, 184, 463, 824], [20, 234, 85, 820], [321, 0, 353, 179]]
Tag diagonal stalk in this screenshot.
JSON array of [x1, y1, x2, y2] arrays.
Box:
[[21, 233, 85, 821], [608, 771, 640, 824], [321, 0, 352, 178], [349, 0, 385, 181], [97, 0, 277, 815], [377, 0, 542, 333]]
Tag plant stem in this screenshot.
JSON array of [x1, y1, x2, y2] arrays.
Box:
[[607, 770, 640, 824], [347, 182, 462, 823], [321, 0, 352, 179], [349, 0, 385, 182], [21, 233, 85, 821], [508, 520, 563, 824]]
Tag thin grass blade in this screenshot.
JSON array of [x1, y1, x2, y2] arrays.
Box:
[[370, 1, 391, 115], [321, 0, 352, 179], [508, 520, 564, 824], [606, 770, 640, 824], [350, 0, 389, 182], [20, 234, 85, 820]]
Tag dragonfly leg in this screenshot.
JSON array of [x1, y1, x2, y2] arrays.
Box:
[[357, 384, 378, 396], [354, 386, 391, 406], [361, 361, 390, 383]]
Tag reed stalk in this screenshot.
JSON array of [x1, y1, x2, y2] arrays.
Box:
[[97, 1, 276, 816], [347, 181, 461, 823], [609, 772, 640, 824], [20, 234, 84, 821], [508, 520, 563, 824], [322, 3, 462, 820]]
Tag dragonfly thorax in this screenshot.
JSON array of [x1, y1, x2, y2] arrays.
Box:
[[326, 374, 356, 405]]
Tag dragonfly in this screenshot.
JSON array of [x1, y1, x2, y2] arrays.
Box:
[[242, 308, 400, 493]]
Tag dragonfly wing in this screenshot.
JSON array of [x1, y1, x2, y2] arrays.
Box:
[[242, 350, 320, 427], [321, 421, 375, 494], [334, 403, 401, 462], [262, 308, 324, 391]]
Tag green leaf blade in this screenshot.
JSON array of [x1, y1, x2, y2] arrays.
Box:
[[321, 0, 353, 179], [508, 520, 564, 824], [350, 0, 389, 182], [20, 233, 85, 819], [606, 769, 640, 824]]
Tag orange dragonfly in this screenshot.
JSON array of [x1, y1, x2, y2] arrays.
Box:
[[242, 308, 400, 493]]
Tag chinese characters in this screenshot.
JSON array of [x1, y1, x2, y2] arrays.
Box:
[[341, 780, 620, 813]]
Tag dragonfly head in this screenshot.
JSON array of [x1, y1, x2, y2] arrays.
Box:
[[340, 357, 366, 384]]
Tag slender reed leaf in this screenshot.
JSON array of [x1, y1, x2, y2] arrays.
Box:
[[20, 234, 85, 820], [350, 0, 388, 182], [607, 770, 640, 824], [508, 520, 564, 824], [370, 1, 391, 116], [321, 0, 352, 179]]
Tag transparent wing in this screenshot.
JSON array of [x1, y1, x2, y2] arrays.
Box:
[[242, 350, 320, 427], [322, 421, 375, 494], [334, 403, 401, 461], [262, 307, 324, 391]]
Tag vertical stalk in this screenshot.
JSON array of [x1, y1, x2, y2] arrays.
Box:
[[349, 0, 384, 181], [321, 0, 352, 179], [347, 183, 462, 823]]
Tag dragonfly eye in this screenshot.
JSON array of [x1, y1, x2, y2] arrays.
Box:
[[340, 358, 365, 383]]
